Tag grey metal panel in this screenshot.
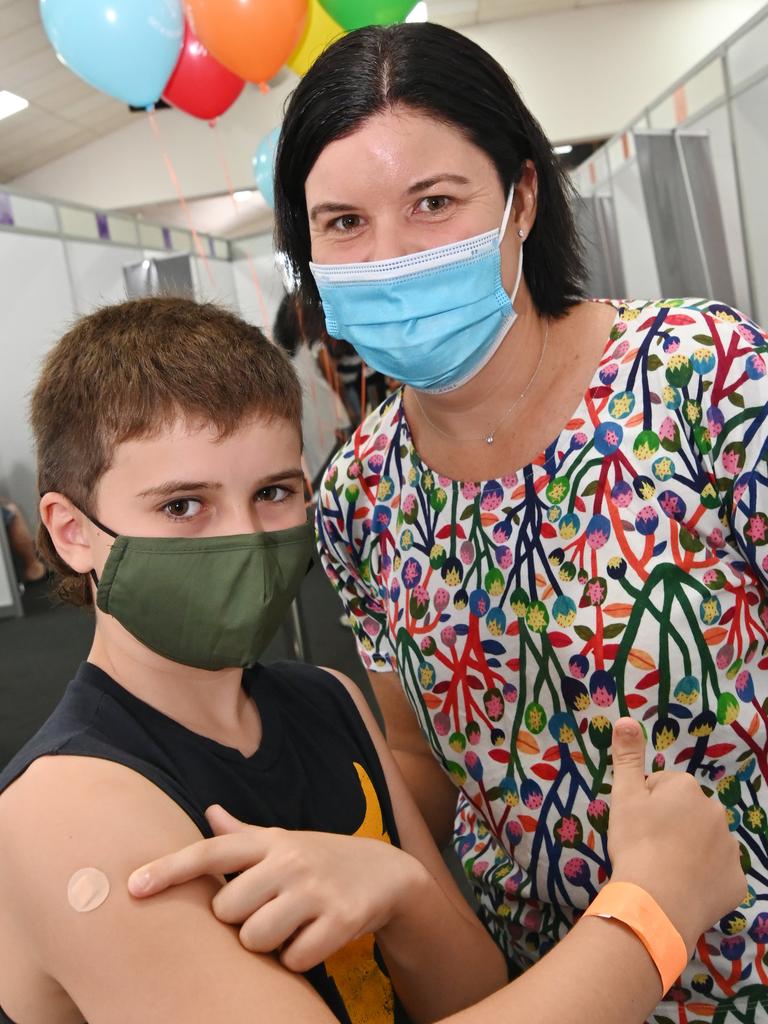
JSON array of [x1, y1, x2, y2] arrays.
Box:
[[679, 133, 736, 305], [575, 194, 626, 299], [635, 131, 707, 296], [635, 129, 735, 303], [0, 519, 23, 620], [123, 254, 195, 300]]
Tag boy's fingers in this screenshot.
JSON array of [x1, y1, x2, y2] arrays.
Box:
[[609, 717, 647, 802], [128, 832, 268, 898], [205, 803, 250, 836]]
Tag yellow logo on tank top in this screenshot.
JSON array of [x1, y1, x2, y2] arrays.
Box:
[[323, 762, 396, 1023]]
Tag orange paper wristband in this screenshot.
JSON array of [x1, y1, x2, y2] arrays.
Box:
[[583, 881, 688, 995]]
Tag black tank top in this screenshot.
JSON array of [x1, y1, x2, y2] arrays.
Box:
[[0, 661, 410, 1024]]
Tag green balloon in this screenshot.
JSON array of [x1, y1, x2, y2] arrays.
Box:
[[320, 0, 416, 30]]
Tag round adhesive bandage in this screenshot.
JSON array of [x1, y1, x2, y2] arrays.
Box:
[[67, 867, 110, 913]]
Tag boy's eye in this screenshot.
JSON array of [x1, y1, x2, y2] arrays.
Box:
[[163, 498, 202, 519], [256, 486, 290, 503]]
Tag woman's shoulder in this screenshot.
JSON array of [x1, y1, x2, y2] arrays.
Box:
[[320, 389, 404, 495], [613, 297, 763, 344]]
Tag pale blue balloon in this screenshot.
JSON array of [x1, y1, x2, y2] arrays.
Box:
[[253, 126, 281, 209], [40, 0, 184, 109]]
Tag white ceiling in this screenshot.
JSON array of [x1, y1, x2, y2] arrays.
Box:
[[0, 0, 654, 184]]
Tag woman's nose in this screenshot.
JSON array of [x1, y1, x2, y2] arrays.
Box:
[[368, 220, 421, 262]]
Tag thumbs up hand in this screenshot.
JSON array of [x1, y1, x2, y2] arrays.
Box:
[[606, 718, 746, 952]]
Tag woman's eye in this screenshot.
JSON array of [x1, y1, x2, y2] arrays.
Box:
[[330, 214, 362, 232], [417, 195, 451, 214], [256, 486, 290, 503], [163, 498, 202, 519]]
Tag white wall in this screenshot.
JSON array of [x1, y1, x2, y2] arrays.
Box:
[[9, 78, 295, 211], [730, 73, 768, 324], [9, 1, 764, 212], [0, 233, 77, 526], [65, 240, 138, 313], [462, 0, 765, 143]]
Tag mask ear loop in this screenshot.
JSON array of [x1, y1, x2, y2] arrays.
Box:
[[499, 186, 525, 306], [499, 185, 517, 241], [74, 508, 118, 587]]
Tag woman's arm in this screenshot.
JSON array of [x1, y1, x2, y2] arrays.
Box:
[[367, 666, 459, 847]]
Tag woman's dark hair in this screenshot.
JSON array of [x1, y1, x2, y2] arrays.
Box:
[[275, 22, 586, 318], [273, 292, 329, 356]]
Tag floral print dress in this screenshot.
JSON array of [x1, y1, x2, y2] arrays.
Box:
[[316, 299, 768, 1023]]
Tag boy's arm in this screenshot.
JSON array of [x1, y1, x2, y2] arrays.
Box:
[[0, 755, 340, 1024]]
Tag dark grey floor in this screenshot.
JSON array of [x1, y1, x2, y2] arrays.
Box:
[[0, 562, 372, 770]]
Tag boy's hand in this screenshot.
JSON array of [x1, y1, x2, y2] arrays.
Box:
[[607, 717, 746, 951], [128, 805, 430, 972]]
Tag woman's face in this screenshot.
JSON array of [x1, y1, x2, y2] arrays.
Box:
[[305, 106, 527, 294]]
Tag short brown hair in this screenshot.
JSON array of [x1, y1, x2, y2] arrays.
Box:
[[32, 296, 302, 606]]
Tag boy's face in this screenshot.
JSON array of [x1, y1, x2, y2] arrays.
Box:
[[90, 414, 306, 556]]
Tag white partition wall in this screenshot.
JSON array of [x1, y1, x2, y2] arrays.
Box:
[[730, 75, 768, 324], [0, 188, 252, 530], [573, 4, 768, 325], [0, 231, 77, 526]]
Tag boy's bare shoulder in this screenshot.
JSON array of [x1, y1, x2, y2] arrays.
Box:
[[0, 755, 338, 1022]]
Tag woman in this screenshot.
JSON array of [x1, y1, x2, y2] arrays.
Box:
[[274, 21, 768, 1022]]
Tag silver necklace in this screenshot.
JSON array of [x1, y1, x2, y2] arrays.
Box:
[[413, 319, 550, 445]]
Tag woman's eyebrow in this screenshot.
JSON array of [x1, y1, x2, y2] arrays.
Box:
[[405, 173, 471, 195], [309, 201, 358, 221]]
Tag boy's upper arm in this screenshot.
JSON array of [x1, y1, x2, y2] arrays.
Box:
[[0, 756, 336, 1024]]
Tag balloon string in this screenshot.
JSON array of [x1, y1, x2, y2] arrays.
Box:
[[147, 110, 214, 285], [209, 120, 271, 333]]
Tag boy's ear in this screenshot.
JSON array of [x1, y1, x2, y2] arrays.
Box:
[[39, 493, 95, 575]]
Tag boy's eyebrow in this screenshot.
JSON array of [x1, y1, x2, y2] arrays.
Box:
[[136, 481, 223, 499], [136, 470, 305, 500], [258, 469, 306, 486]]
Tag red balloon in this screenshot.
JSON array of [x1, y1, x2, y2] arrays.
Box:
[[163, 22, 245, 120]]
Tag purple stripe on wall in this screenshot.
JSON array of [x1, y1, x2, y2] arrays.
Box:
[[95, 212, 110, 240], [0, 192, 14, 226]]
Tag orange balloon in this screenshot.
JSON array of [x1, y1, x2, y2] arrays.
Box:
[[185, 0, 308, 86]]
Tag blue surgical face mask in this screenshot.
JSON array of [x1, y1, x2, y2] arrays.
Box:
[[309, 189, 522, 394]]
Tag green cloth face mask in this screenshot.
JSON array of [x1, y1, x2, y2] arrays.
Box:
[[87, 514, 315, 671]]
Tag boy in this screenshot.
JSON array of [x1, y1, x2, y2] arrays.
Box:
[[0, 298, 743, 1024]]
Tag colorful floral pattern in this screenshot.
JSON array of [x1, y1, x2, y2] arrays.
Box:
[[317, 299, 768, 1023]]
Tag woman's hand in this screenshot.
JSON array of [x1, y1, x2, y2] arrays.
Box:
[[607, 717, 746, 951], [127, 805, 430, 972]]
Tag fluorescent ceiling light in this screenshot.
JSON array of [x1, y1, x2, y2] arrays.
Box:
[[233, 190, 254, 203], [553, 144, 573, 155], [0, 91, 29, 122], [406, 2, 428, 21]]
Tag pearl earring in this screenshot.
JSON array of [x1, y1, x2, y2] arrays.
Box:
[[517, 228, 525, 238]]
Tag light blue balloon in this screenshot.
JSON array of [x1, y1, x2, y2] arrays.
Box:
[[252, 126, 281, 209], [40, 0, 184, 109]]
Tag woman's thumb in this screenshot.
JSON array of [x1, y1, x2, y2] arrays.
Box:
[[205, 804, 249, 835], [610, 718, 647, 800]]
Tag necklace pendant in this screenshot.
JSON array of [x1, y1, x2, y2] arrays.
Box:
[[485, 434, 494, 445]]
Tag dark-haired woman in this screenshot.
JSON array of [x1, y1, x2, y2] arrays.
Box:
[[273, 22, 768, 1023]]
